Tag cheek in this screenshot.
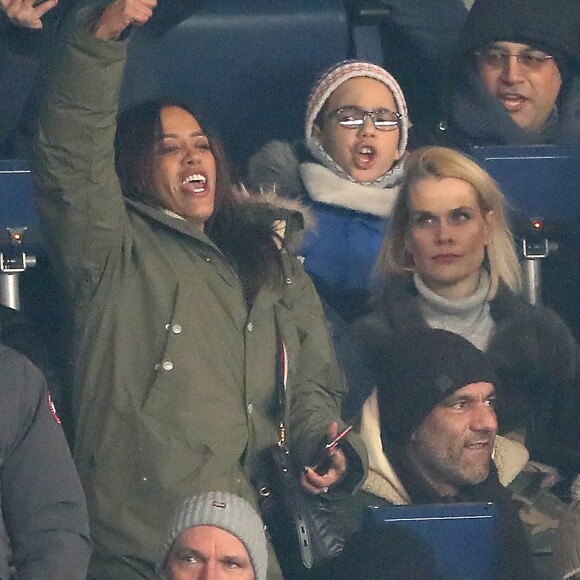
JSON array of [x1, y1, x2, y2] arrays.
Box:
[[538, 72, 562, 106], [319, 128, 350, 160], [154, 159, 173, 187], [379, 131, 400, 158], [408, 231, 432, 259], [466, 227, 489, 256], [479, 68, 500, 92], [208, 155, 218, 181]]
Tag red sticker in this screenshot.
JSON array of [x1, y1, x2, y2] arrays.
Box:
[[47, 392, 62, 425]]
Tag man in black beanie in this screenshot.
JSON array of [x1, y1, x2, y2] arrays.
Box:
[[433, 0, 580, 147], [369, 328, 504, 498], [332, 328, 540, 580]]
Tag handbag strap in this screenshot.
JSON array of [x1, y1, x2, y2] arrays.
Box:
[[274, 334, 317, 569], [275, 335, 289, 447]]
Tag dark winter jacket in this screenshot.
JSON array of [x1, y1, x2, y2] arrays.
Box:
[[0, 344, 90, 579], [429, 0, 580, 148], [33, 12, 366, 578], [0, 304, 63, 407], [339, 276, 580, 474]]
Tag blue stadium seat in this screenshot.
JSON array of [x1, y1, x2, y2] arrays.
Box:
[[0, 159, 41, 250], [121, 0, 351, 171]]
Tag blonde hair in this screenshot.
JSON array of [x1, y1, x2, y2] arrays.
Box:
[[377, 146, 522, 298]]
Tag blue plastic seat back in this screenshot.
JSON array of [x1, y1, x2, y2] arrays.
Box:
[[0, 159, 43, 250], [470, 144, 580, 229], [121, 0, 350, 170]]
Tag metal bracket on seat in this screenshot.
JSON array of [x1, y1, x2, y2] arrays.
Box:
[[1, 227, 37, 310], [520, 221, 558, 306]]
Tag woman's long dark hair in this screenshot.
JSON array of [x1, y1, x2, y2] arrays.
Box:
[[114, 99, 284, 303]]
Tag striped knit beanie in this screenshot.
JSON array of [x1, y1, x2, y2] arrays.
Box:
[[158, 491, 268, 579], [305, 60, 410, 158]]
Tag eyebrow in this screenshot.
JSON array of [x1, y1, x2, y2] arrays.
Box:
[[159, 131, 207, 140], [218, 555, 250, 567], [171, 546, 205, 561], [442, 389, 497, 404], [170, 546, 250, 566], [411, 205, 476, 214], [487, 42, 534, 51]]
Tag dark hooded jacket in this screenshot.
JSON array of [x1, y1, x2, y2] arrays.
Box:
[[430, 0, 580, 148], [0, 344, 90, 578]]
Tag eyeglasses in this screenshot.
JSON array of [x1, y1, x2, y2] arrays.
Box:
[[475, 48, 554, 71], [325, 106, 402, 131]]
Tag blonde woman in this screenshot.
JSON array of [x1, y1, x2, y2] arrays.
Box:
[[340, 146, 580, 477]]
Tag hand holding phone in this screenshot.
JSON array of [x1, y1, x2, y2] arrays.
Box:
[[311, 424, 353, 475]]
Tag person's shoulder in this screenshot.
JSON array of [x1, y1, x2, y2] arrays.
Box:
[[0, 343, 44, 397], [495, 287, 574, 332], [0, 342, 36, 370]]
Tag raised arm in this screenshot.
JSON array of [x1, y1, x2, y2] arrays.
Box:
[[1, 0, 58, 29], [33, 0, 155, 298]]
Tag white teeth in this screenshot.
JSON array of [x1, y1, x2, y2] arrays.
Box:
[[182, 174, 206, 185], [361, 146, 373, 154]]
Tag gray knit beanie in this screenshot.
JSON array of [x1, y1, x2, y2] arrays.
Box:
[[305, 60, 410, 159], [158, 491, 268, 579]]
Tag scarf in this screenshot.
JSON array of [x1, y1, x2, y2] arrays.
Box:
[[299, 161, 402, 218]]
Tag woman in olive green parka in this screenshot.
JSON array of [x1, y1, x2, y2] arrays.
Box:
[[33, 2, 367, 578]]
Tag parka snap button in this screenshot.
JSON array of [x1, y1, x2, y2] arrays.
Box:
[[162, 360, 174, 371], [285, 278, 292, 284], [247, 403, 253, 414], [172, 324, 182, 334], [246, 322, 253, 332]]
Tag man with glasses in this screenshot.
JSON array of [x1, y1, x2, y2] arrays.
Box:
[[433, 0, 580, 147]]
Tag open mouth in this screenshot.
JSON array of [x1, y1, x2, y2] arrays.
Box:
[[497, 93, 528, 113], [354, 144, 377, 169], [182, 173, 207, 193], [465, 441, 490, 450]]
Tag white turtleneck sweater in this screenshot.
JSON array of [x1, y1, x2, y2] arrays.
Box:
[[414, 270, 496, 352]]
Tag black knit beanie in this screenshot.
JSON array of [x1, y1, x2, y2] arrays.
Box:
[[460, 0, 580, 78], [370, 328, 497, 444]]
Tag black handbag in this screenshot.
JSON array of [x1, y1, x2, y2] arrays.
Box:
[[255, 338, 345, 578]]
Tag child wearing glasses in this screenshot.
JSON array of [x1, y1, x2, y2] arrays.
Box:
[[248, 61, 410, 325]]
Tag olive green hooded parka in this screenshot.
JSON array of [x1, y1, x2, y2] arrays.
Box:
[[33, 11, 366, 578]]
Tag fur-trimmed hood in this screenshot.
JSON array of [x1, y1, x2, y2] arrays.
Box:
[[235, 185, 315, 255], [248, 141, 305, 201], [359, 389, 530, 505]]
